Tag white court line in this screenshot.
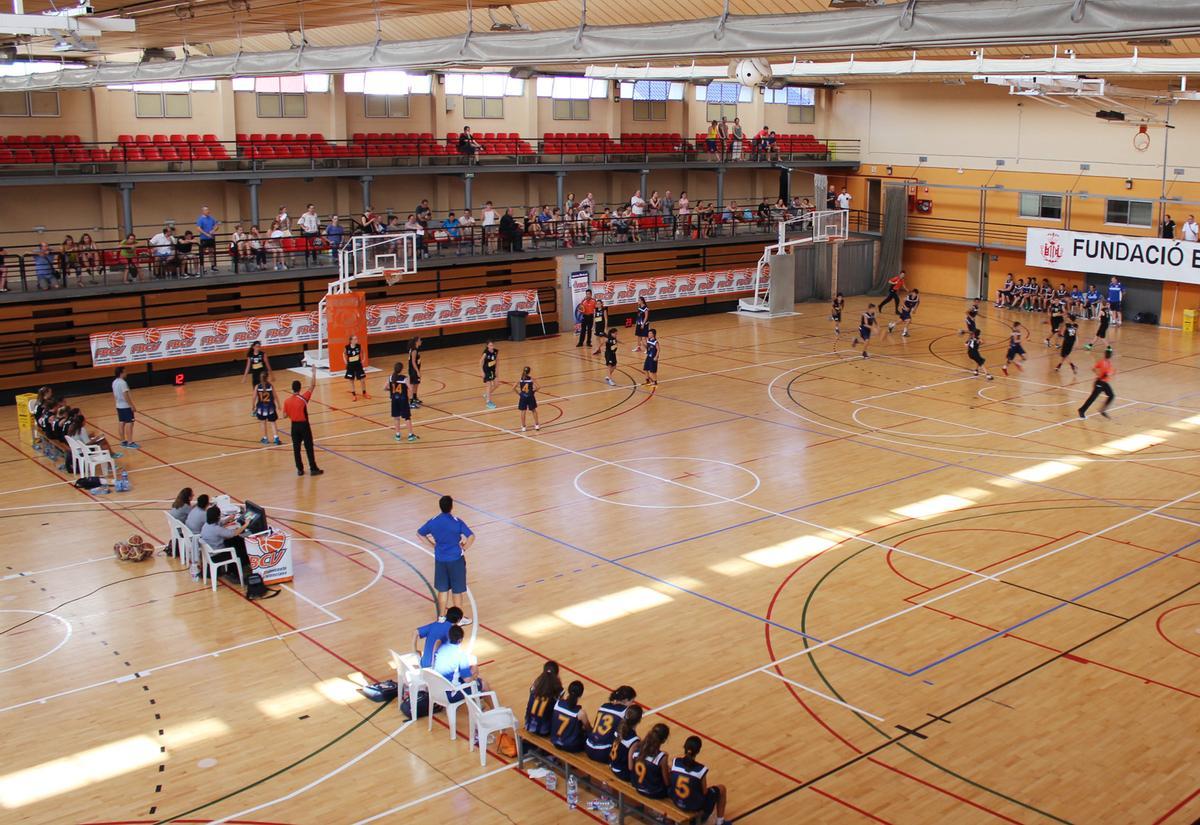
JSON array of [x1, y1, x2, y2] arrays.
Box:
[[0, 555, 111, 581], [648, 484, 1200, 717], [351, 762, 519, 824], [851, 402, 1001, 438], [1014, 401, 1140, 437], [851, 376, 974, 404], [281, 583, 342, 622], [760, 670, 884, 722], [210, 719, 415, 825], [288, 538, 385, 608], [0, 609, 72, 674]]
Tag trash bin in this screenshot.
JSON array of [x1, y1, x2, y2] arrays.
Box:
[[15, 391, 36, 445], [1183, 308, 1197, 333], [507, 309, 529, 342]]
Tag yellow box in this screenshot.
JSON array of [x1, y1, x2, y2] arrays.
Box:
[[15, 391, 37, 445], [1184, 309, 1198, 333]]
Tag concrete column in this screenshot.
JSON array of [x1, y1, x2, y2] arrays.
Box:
[[640, 169, 649, 200], [555, 171, 566, 212], [715, 167, 725, 208], [118, 181, 134, 238], [246, 179, 261, 228], [359, 176, 374, 211], [464, 172, 475, 211]]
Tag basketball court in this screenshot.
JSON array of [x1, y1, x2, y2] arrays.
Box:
[[2, 280, 1198, 823]]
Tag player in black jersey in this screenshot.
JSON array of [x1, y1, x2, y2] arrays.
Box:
[[480, 341, 498, 409], [598, 327, 620, 385], [610, 704, 643, 782], [1055, 315, 1079, 374], [633, 297, 650, 353], [959, 301, 980, 337], [523, 661, 561, 737], [669, 736, 729, 825], [895, 289, 920, 337], [1002, 321, 1029, 376], [254, 377, 284, 443], [1087, 301, 1111, 350], [515, 365, 540, 432], [584, 685, 637, 764], [831, 292, 845, 338], [965, 328, 993, 380], [407, 336, 423, 408], [385, 362, 418, 442], [851, 304, 878, 358], [643, 329, 660, 384], [243, 340, 272, 417], [591, 297, 609, 355], [344, 334, 367, 400], [1045, 297, 1066, 347], [550, 680, 591, 752]]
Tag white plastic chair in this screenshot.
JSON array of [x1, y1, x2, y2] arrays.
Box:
[[199, 540, 244, 591], [390, 648, 428, 705], [464, 694, 520, 766], [65, 435, 116, 479], [164, 514, 198, 565], [178, 521, 201, 567], [420, 668, 496, 740]]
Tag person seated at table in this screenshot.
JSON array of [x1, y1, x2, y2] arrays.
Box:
[[413, 606, 464, 669], [631, 723, 671, 799], [585, 685, 637, 764], [550, 680, 591, 752], [609, 704, 643, 782], [670, 736, 729, 824], [524, 660, 562, 736], [167, 490, 194, 522], [432, 624, 493, 707], [185, 493, 211, 534], [199, 504, 251, 574]]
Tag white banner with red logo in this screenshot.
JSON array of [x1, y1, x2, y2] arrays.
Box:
[[245, 529, 292, 585], [590, 268, 756, 307], [1026, 227, 1200, 284], [90, 289, 540, 367]]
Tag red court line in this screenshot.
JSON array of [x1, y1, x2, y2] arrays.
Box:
[[890, 529, 1075, 597], [1155, 603, 1200, 660], [1152, 786, 1200, 825], [808, 786, 897, 824]]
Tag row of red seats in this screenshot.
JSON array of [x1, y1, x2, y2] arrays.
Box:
[[237, 132, 329, 145], [619, 132, 684, 152], [0, 145, 230, 163], [692, 132, 829, 153], [3, 134, 83, 146], [441, 132, 535, 154], [543, 132, 622, 154], [117, 133, 222, 145]]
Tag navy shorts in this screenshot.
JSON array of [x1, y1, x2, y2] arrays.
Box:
[[391, 400, 411, 420], [434, 557, 467, 593], [675, 788, 721, 821], [518, 395, 537, 411], [1110, 300, 1122, 312], [859, 325, 871, 341], [643, 357, 658, 373], [1006, 344, 1025, 361], [900, 309, 912, 321], [482, 369, 496, 383], [117, 407, 135, 423]]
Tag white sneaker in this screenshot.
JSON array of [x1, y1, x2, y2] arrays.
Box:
[[459, 617, 473, 626], [534, 424, 540, 430], [521, 426, 527, 432]]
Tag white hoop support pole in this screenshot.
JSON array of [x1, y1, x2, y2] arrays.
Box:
[[534, 292, 548, 337]]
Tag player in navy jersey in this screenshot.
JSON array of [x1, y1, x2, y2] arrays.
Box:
[[831, 292, 845, 338], [670, 736, 729, 825], [344, 334, 367, 400], [515, 365, 540, 432], [1055, 315, 1079, 374], [1087, 301, 1111, 350], [643, 328, 660, 385], [610, 704, 643, 782], [1002, 320, 1030, 376], [523, 661, 561, 737], [598, 327, 620, 386], [407, 336, 423, 408], [480, 341, 498, 409], [958, 300, 980, 337], [895, 289, 920, 337], [965, 328, 993, 380], [254, 378, 283, 444], [591, 297, 609, 355], [851, 304, 878, 358], [585, 685, 637, 764], [633, 297, 650, 353], [385, 363, 418, 442], [243, 340, 272, 417], [632, 723, 671, 799], [550, 680, 591, 752]]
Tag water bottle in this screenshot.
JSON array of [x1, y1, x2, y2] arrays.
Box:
[[566, 775, 578, 810], [545, 772, 557, 792], [189, 561, 200, 582], [116, 470, 129, 492]]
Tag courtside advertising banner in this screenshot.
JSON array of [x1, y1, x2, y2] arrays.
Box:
[[90, 289, 540, 367], [244, 530, 293, 585], [592, 268, 756, 306], [1026, 227, 1200, 284]]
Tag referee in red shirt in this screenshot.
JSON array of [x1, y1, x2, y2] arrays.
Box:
[[284, 364, 324, 476]]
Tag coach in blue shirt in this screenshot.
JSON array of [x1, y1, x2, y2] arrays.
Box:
[[418, 495, 475, 624]]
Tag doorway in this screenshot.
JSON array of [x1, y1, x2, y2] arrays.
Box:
[[966, 251, 990, 301], [867, 179, 882, 232]]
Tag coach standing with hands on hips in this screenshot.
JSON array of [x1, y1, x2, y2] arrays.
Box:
[[284, 363, 324, 476], [419, 495, 474, 625]]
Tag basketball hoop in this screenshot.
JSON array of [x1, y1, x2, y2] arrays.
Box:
[[1133, 125, 1151, 152]]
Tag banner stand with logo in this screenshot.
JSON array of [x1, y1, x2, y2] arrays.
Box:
[[244, 528, 293, 585]]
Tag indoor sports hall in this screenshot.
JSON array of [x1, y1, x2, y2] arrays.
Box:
[[0, 1, 1198, 824]]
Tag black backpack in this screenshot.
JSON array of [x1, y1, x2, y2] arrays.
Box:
[[245, 572, 279, 600]]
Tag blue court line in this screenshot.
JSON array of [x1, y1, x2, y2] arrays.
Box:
[[420, 415, 742, 485], [906, 535, 1200, 676], [614, 463, 951, 562], [316, 441, 910, 676]]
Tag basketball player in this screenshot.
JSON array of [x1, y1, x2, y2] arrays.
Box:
[[633, 296, 650, 352], [584, 686, 637, 764], [344, 334, 367, 400], [480, 341, 498, 409], [1055, 315, 1079, 374], [407, 336, 423, 408], [831, 291, 845, 338], [599, 327, 620, 385], [965, 329, 993, 380], [254, 375, 283, 443], [894, 288, 920, 337], [550, 680, 591, 752], [1078, 347, 1116, 419], [591, 297, 608, 355], [643, 328, 660, 384], [959, 300, 980, 337], [1001, 320, 1030, 376], [1045, 293, 1066, 348], [851, 304, 878, 358], [1086, 300, 1111, 351], [243, 340, 271, 417], [879, 271, 906, 314], [516, 366, 540, 431], [669, 737, 730, 825], [385, 362, 417, 442]]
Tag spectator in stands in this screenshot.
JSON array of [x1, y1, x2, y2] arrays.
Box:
[[403, 213, 427, 258], [717, 117, 730, 162], [33, 242, 57, 290], [78, 234, 100, 284], [196, 206, 220, 272], [230, 224, 250, 273], [611, 207, 630, 243], [441, 211, 462, 254], [414, 200, 432, 228], [647, 190, 662, 219], [432, 624, 493, 706], [579, 192, 595, 212], [61, 235, 83, 287], [268, 220, 286, 270], [361, 207, 384, 235], [661, 189, 675, 235], [298, 203, 321, 265], [756, 199, 771, 231], [0, 246, 7, 292], [499, 207, 521, 252], [752, 125, 769, 161], [149, 226, 177, 279], [119, 234, 139, 284], [480, 201, 498, 253], [458, 209, 477, 255], [186, 493, 211, 533], [677, 191, 691, 238], [523, 660, 562, 736], [249, 226, 267, 269], [836, 187, 852, 210], [525, 206, 544, 248], [632, 723, 671, 799], [1162, 213, 1177, 240], [731, 117, 744, 161], [772, 198, 788, 223], [457, 126, 484, 164], [630, 189, 646, 220], [670, 737, 729, 825], [565, 192, 577, 211], [705, 120, 719, 161], [326, 215, 345, 255], [550, 680, 591, 752], [413, 606, 464, 668], [698, 202, 715, 238], [765, 130, 780, 161], [275, 205, 290, 233], [176, 231, 199, 277]]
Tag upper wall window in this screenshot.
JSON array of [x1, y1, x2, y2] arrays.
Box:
[[696, 81, 751, 122], [0, 91, 59, 117], [1105, 198, 1153, 227], [764, 86, 816, 124], [1019, 193, 1063, 220]]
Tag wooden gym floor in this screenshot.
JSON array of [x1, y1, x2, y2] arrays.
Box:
[[1, 293, 1198, 825]]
